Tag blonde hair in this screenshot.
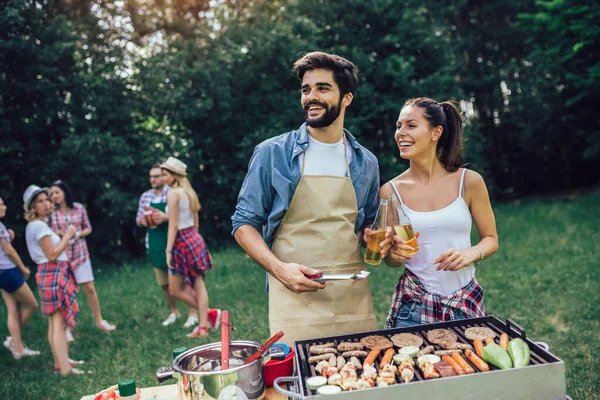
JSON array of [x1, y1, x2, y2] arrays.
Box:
[[170, 172, 201, 214], [24, 192, 54, 222]]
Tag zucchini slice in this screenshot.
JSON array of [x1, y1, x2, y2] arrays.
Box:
[[306, 375, 327, 390], [316, 385, 342, 395]]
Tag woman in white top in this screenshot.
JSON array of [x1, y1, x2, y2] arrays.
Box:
[[23, 185, 85, 375], [380, 98, 499, 328], [161, 157, 218, 338], [0, 195, 40, 359]]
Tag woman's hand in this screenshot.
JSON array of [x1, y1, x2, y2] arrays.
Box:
[[386, 233, 417, 263], [8, 229, 15, 242], [20, 267, 31, 280], [65, 225, 77, 239], [166, 250, 172, 269], [378, 227, 394, 258], [434, 247, 477, 271]]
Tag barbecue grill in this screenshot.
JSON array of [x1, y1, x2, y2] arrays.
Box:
[[274, 316, 568, 399]]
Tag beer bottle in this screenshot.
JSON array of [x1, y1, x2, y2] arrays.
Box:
[[364, 199, 387, 265], [388, 194, 419, 255]]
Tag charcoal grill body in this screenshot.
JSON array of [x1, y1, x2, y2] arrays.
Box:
[[280, 316, 566, 399]]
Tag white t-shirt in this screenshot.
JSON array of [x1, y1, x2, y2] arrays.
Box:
[[300, 135, 354, 176], [25, 220, 68, 264], [0, 223, 16, 270]]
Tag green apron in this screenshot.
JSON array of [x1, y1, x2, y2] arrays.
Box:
[[148, 202, 168, 269]]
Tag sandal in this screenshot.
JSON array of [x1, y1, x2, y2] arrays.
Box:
[[186, 326, 209, 338], [54, 358, 85, 372], [97, 320, 116, 332]]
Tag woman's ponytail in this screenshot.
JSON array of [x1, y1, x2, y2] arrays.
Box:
[[438, 101, 465, 172]]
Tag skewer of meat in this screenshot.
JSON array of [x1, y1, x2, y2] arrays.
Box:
[[417, 358, 440, 380], [399, 358, 415, 383]]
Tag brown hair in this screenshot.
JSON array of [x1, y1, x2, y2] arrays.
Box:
[[292, 52, 359, 96], [403, 97, 465, 172]]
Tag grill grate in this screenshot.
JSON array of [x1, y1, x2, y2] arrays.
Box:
[[294, 316, 562, 397]]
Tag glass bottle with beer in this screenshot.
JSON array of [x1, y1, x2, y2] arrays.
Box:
[[388, 194, 419, 255], [364, 199, 388, 265]]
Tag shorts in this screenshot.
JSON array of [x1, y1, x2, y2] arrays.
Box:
[[0, 268, 25, 294], [393, 302, 468, 329], [72, 259, 94, 284], [154, 267, 169, 287]]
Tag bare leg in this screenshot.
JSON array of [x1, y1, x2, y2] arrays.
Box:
[[81, 282, 103, 325], [48, 316, 58, 368], [168, 273, 197, 309], [1, 285, 38, 353], [161, 284, 180, 315], [48, 312, 71, 375], [185, 286, 198, 317], [193, 275, 209, 328]]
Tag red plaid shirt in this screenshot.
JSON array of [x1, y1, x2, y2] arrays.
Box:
[[47, 203, 92, 269], [385, 269, 485, 328]]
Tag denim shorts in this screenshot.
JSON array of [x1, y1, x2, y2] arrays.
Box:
[[393, 302, 468, 328], [0, 268, 25, 294]]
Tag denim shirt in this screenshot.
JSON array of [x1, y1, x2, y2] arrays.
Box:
[[231, 123, 380, 247]]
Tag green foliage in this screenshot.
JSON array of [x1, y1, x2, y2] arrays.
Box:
[[1, 0, 599, 258]]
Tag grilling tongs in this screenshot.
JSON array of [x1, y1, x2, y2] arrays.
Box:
[[305, 270, 370, 282]]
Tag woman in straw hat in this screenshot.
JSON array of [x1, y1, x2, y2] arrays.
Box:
[[161, 157, 219, 337], [23, 185, 85, 375], [0, 195, 40, 359]]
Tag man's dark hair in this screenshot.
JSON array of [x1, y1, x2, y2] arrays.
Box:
[[150, 163, 161, 170], [292, 52, 359, 96]]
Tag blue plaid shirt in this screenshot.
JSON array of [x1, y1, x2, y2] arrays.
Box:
[[232, 123, 380, 247]]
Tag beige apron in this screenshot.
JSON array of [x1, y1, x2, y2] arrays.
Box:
[[268, 136, 377, 348]]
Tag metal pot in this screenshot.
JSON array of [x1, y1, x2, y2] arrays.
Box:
[[156, 340, 265, 400]]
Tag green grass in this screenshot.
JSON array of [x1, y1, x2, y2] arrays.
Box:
[[1, 190, 599, 400]]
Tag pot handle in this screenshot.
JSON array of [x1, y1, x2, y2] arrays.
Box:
[[155, 366, 175, 383], [273, 376, 302, 399]]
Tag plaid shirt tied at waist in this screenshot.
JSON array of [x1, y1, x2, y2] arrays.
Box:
[[385, 269, 485, 328], [36, 261, 79, 328]]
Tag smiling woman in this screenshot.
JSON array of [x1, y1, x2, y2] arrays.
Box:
[[379, 97, 499, 329]]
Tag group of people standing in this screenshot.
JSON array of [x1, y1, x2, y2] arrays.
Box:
[[135, 158, 220, 338], [1, 181, 115, 375], [232, 51, 499, 347], [0, 157, 222, 375]]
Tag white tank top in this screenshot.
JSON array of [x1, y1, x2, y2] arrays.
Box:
[[389, 169, 475, 296], [166, 190, 195, 230]]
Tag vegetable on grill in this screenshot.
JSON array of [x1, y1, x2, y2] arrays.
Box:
[[481, 343, 513, 370], [507, 338, 530, 368]]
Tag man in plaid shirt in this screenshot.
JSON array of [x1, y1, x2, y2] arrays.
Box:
[[137, 164, 198, 327]]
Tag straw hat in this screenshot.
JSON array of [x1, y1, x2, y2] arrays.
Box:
[[23, 184, 49, 210], [161, 156, 187, 176]]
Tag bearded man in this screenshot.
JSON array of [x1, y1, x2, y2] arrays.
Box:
[[232, 52, 380, 347]]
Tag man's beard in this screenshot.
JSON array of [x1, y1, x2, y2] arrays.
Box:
[[303, 99, 343, 128]]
